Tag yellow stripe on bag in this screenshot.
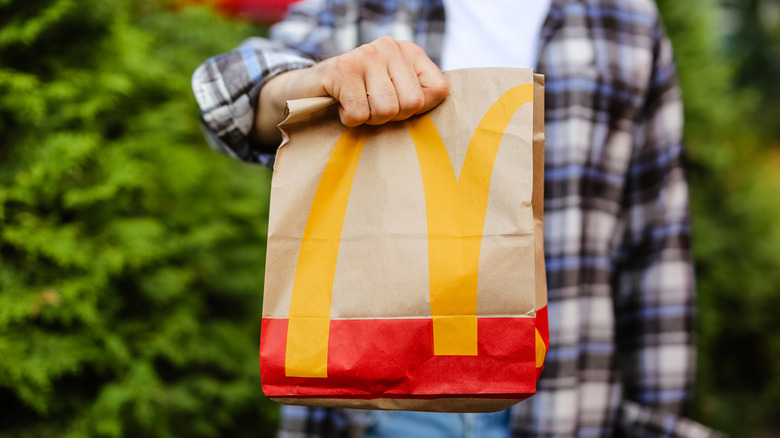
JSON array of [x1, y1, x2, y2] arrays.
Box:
[[535, 329, 547, 368], [407, 83, 534, 356], [285, 83, 534, 376], [285, 127, 367, 378]]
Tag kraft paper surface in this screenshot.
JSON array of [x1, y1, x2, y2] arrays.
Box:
[[260, 68, 547, 412]]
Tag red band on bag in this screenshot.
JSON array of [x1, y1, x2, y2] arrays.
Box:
[[260, 315, 542, 398]]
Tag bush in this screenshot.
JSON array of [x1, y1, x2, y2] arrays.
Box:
[[0, 0, 277, 436], [656, 1, 780, 436], [3, 0, 779, 436]]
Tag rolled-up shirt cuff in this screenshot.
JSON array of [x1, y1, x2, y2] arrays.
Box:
[[192, 42, 315, 167]]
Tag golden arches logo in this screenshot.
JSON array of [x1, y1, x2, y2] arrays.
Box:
[[284, 83, 535, 378]]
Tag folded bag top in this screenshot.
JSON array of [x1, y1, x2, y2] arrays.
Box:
[[260, 68, 547, 413]]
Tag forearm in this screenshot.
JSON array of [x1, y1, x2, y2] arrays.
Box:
[[253, 67, 321, 145]]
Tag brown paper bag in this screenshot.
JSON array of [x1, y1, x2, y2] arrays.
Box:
[[260, 68, 547, 413]]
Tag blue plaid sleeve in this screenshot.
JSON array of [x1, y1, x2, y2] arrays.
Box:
[[191, 0, 346, 166], [613, 20, 697, 417]]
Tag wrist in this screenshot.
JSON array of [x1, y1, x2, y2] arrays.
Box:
[[254, 69, 304, 144]]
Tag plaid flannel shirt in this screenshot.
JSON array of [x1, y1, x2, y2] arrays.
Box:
[[192, 0, 724, 436]]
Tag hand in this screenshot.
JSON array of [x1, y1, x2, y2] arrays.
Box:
[[254, 36, 450, 143]]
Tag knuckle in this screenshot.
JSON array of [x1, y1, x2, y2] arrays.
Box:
[[374, 101, 399, 119], [334, 53, 360, 73], [429, 79, 450, 99], [404, 91, 425, 112], [356, 42, 379, 59], [342, 107, 370, 126], [375, 35, 399, 48], [369, 36, 402, 58], [398, 39, 424, 55]]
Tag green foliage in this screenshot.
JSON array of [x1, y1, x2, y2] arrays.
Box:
[[656, 0, 780, 436], [2, 0, 778, 436], [723, 0, 780, 140], [0, 0, 278, 436]]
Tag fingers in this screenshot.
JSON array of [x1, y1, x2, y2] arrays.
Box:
[[317, 36, 449, 127], [387, 50, 425, 122], [336, 70, 371, 127], [364, 70, 400, 125], [399, 40, 450, 115]]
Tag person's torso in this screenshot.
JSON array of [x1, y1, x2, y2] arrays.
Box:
[[305, 1, 663, 435]]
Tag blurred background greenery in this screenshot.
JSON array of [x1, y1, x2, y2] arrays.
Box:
[[0, 0, 778, 436]]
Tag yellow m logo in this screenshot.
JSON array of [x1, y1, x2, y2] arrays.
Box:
[[284, 83, 534, 378]]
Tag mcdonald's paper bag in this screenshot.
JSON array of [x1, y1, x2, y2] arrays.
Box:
[[260, 68, 547, 413]]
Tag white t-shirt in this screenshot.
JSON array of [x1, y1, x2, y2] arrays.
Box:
[[440, 0, 552, 70]]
